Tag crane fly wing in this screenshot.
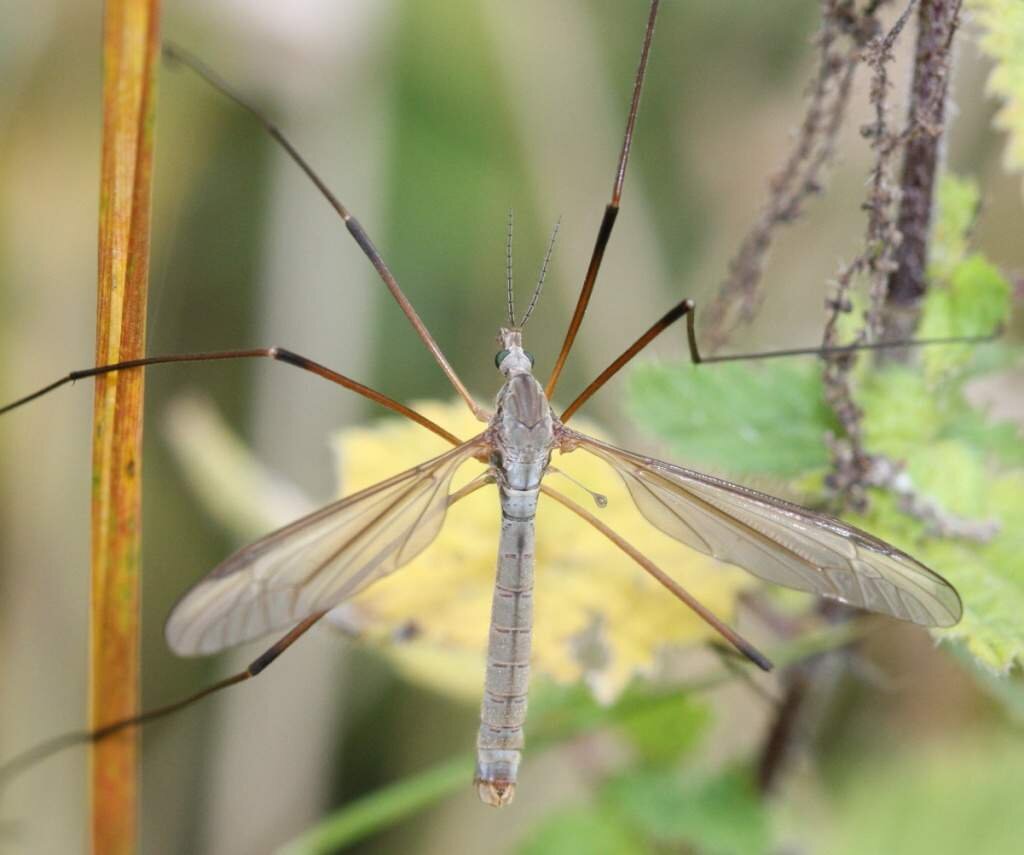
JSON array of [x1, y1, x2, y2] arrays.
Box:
[[166, 436, 487, 656], [567, 431, 961, 627]]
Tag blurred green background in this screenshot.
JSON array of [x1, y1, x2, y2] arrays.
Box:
[[1, 1, 1022, 853]]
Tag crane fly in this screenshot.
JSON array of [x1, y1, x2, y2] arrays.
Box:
[[0, 0, 966, 808], [158, 315, 961, 807]]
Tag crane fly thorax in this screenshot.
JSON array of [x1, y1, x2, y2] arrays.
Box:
[[490, 372, 554, 493]]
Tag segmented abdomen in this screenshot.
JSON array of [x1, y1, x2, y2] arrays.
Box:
[[475, 487, 536, 806]]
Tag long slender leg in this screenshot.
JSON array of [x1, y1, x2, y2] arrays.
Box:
[[545, 0, 661, 400], [0, 476, 490, 788], [680, 302, 1000, 366], [0, 611, 326, 787], [559, 298, 999, 422], [162, 45, 485, 420], [710, 643, 781, 706], [539, 484, 772, 672], [561, 298, 692, 422], [0, 348, 461, 446]]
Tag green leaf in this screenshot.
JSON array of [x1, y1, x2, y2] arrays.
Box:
[[858, 368, 943, 458], [628, 361, 836, 476], [277, 630, 861, 855], [953, 645, 1024, 725], [943, 406, 1024, 469], [982, 471, 1024, 584], [929, 174, 980, 280], [920, 254, 1012, 380], [517, 808, 646, 855], [616, 694, 712, 765], [967, 0, 1024, 191], [925, 464, 1024, 637], [847, 447, 1024, 674], [948, 255, 1012, 335], [531, 683, 713, 766], [278, 755, 472, 855], [906, 440, 990, 518], [529, 680, 614, 734], [817, 736, 1024, 855], [605, 766, 771, 855]]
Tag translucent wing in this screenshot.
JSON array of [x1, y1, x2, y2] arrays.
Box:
[[166, 436, 486, 655], [569, 431, 961, 627]]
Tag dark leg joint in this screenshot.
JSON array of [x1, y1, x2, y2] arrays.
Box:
[[270, 347, 308, 369], [346, 217, 379, 261], [247, 646, 283, 677]]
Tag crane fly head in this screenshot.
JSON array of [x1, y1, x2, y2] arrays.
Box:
[[495, 327, 535, 376]]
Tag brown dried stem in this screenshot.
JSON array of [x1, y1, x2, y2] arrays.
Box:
[[91, 1, 160, 852], [819, 1, 916, 509], [883, 0, 964, 344], [821, 0, 970, 515], [754, 0, 975, 806], [702, 0, 879, 352]]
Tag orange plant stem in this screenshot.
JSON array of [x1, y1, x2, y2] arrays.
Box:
[[91, 1, 160, 852]]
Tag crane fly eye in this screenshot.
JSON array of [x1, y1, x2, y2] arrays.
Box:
[[494, 349, 511, 368], [525, 351, 535, 367]]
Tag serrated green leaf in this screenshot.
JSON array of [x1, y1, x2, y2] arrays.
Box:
[[929, 174, 980, 280], [848, 449, 1024, 673], [858, 368, 942, 457], [982, 471, 1024, 584], [906, 440, 990, 518], [950, 256, 1012, 334], [920, 254, 1011, 380], [953, 645, 1024, 724], [517, 807, 646, 855], [616, 694, 712, 765], [967, 0, 1024, 193], [605, 766, 770, 855], [628, 361, 835, 476]]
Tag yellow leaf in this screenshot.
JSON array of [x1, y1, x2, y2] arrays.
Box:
[[337, 402, 753, 704]]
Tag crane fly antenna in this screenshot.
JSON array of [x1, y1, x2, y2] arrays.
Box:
[[506, 209, 516, 326], [546, 0, 660, 398], [161, 43, 486, 420], [520, 218, 560, 329]]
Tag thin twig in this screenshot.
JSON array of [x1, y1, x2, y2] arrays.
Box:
[[820, 0, 917, 510], [883, 0, 964, 344], [819, 0, 980, 533], [755, 0, 982, 804], [702, 0, 879, 351]]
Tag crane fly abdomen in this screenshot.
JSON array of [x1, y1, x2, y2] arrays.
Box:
[[475, 490, 537, 807]]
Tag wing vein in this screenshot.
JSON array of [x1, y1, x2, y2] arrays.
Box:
[[165, 436, 487, 654], [564, 429, 960, 627]]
